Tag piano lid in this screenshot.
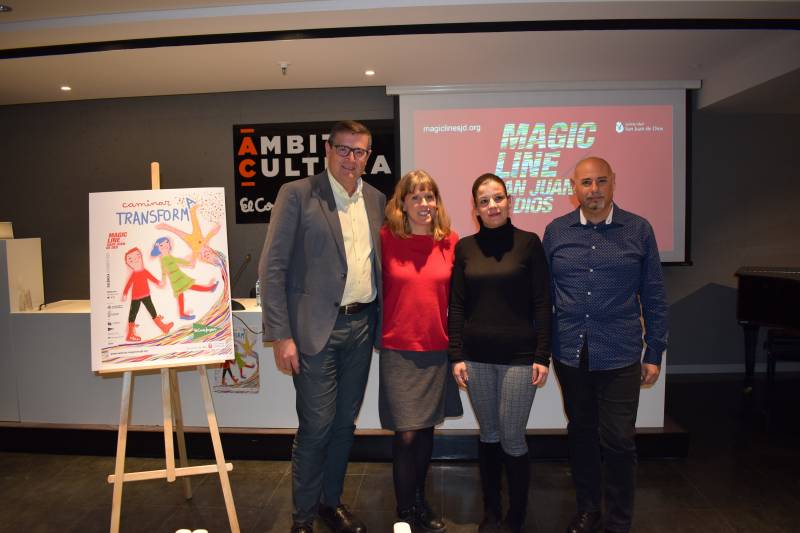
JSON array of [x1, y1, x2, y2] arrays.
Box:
[[735, 267, 800, 280], [736, 266, 800, 328]]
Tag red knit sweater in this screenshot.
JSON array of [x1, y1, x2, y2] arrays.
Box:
[[380, 225, 458, 351]]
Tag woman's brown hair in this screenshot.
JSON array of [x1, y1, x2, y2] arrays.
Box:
[[385, 170, 451, 241]]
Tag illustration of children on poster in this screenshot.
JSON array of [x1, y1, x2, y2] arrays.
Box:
[[89, 187, 234, 372], [121, 247, 173, 341], [214, 324, 260, 394]]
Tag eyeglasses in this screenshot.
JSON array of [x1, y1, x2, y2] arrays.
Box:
[[332, 144, 370, 160]]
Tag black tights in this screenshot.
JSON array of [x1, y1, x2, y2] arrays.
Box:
[[392, 426, 434, 510]]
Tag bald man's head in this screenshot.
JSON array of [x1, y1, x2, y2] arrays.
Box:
[[571, 156, 616, 223], [575, 156, 613, 177]]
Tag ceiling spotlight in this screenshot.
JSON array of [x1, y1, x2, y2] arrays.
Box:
[[0, 5, 13, 13], [60, 86, 72, 91], [279, 61, 290, 76], [365, 70, 375, 76]]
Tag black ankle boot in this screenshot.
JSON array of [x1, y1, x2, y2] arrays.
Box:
[[397, 505, 415, 523], [501, 451, 530, 533], [413, 488, 446, 532], [478, 441, 503, 533]]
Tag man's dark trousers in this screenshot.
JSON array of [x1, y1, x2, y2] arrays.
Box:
[[290, 304, 376, 524], [554, 343, 641, 532]]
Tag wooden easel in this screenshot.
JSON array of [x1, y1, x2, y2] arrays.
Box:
[[106, 162, 239, 533]]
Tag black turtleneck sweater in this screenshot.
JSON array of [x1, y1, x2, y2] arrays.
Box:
[[448, 220, 551, 366]]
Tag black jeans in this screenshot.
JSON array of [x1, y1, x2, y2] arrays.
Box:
[[554, 346, 641, 532]]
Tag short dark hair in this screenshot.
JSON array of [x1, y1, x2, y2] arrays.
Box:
[[471, 173, 508, 206], [328, 120, 372, 148]]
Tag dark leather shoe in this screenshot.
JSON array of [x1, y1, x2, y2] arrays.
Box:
[[290, 522, 314, 533], [566, 511, 602, 533], [319, 503, 367, 533], [413, 501, 446, 533]]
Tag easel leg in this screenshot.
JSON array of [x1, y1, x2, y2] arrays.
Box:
[[169, 368, 193, 499], [197, 365, 240, 533], [161, 368, 176, 482], [110, 371, 133, 533]]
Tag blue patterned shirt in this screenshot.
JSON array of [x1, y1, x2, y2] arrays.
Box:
[[542, 205, 668, 370]]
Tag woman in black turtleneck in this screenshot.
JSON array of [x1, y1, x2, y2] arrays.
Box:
[[448, 173, 551, 533]]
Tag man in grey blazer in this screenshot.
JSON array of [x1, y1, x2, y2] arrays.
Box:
[[259, 120, 385, 533]]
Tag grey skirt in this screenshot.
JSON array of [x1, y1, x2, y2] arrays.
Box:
[[378, 348, 464, 431]]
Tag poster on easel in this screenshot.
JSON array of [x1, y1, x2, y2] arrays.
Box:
[[213, 323, 261, 393], [89, 187, 234, 372]]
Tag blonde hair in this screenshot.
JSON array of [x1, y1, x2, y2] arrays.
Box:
[[385, 170, 451, 241]]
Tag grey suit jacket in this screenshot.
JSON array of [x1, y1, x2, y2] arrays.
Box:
[[258, 171, 386, 355]]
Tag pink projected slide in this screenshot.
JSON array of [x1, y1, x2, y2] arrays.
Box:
[[413, 105, 673, 252]]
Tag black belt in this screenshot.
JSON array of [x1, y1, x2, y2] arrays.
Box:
[[339, 301, 372, 315]]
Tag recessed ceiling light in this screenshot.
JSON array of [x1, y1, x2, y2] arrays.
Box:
[[365, 70, 375, 76], [60, 86, 72, 92], [0, 5, 13, 13]]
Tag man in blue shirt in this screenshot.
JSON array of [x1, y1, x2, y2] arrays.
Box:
[[543, 157, 668, 533]]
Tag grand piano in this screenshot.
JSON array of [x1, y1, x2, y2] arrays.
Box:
[[735, 267, 800, 392]]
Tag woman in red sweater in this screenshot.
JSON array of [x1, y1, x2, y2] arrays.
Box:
[[380, 170, 462, 532]]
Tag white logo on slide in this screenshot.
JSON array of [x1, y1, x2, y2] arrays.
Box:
[[615, 122, 624, 133]]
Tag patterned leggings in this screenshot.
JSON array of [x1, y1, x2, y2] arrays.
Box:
[[465, 361, 537, 457]]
